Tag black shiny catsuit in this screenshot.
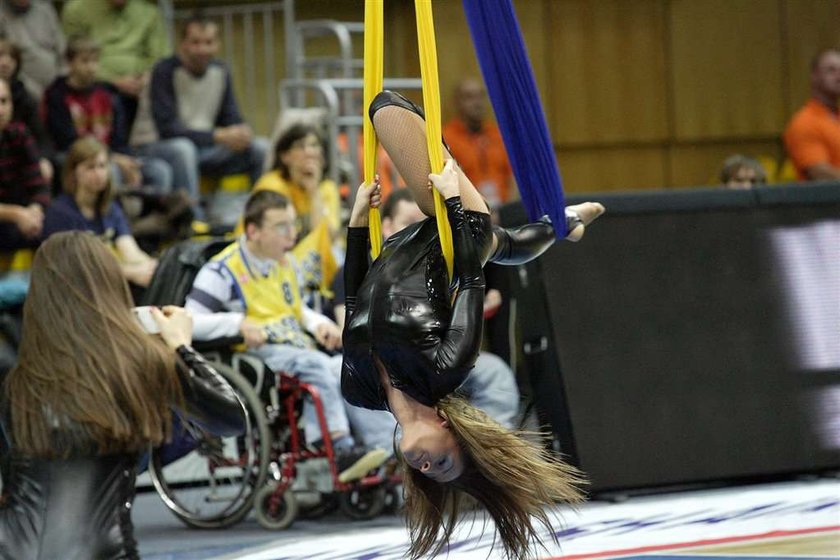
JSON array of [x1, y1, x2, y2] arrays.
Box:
[[342, 197, 493, 410], [0, 346, 245, 560]]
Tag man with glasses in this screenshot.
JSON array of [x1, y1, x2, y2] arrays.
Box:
[[185, 190, 387, 482]]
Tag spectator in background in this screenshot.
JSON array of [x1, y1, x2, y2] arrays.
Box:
[[442, 78, 516, 210], [784, 48, 840, 181], [185, 190, 388, 481], [43, 136, 158, 288], [61, 0, 169, 128], [0, 76, 48, 251], [250, 124, 340, 239], [0, 38, 52, 184], [0, 0, 64, 99], [719, 154, 767, 190], [43, 36, 172, 192], [150, 14, 268, 189]]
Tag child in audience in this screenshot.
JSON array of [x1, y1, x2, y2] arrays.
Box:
[[42, 36, 170, 192], [42, 136, 157, 287]]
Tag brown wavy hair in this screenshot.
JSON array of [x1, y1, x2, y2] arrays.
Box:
[[399, 395, 586, 560], [4, 232, 182, 457], [62, 136, 114, 217]]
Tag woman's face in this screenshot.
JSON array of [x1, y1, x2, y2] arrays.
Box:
[[0, 50, 17, 81], [400, 416, 465, 483], [279, 133, 324, 186], [75, 151, 110, 193]]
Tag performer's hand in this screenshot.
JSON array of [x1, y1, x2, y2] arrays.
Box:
[[349, 175, 382, 227], [428, 159, 460, 200]]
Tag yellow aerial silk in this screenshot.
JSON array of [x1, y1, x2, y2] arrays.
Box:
[[363, 0, 384, 258], [363, 0, 454, 277]]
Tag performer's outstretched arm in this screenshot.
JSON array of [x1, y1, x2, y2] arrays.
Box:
[[433, 195, 485, 374], [344, 179, 382, 317], [428, 161, 485, 375]]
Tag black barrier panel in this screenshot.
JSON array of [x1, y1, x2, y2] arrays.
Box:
[[502, 184, 840, 492]]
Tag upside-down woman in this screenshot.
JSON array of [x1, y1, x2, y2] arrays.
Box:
[[341, 91, 604, 559]]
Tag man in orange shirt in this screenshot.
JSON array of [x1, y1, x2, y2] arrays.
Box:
[[443, 78, 516, 209], [783, 48, 840, 181]]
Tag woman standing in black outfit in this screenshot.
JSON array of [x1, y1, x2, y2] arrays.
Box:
[[341, 91, 604, 559], [0, 231, 245, 559]]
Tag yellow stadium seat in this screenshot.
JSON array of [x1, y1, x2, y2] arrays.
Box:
[[0, 249, 34, 274], [777, 159, 798, 183], [199, 173, 251, 196]]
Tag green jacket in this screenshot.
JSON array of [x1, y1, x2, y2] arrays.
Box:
[[61, 0, 170, 82]]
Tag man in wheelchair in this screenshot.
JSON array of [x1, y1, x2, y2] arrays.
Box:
[[185, 190, 388, 482]]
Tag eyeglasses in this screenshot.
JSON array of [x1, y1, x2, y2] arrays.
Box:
[[264, 221, 297, 235]]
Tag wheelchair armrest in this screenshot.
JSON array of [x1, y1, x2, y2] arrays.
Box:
[[191, 336, 245, 353]]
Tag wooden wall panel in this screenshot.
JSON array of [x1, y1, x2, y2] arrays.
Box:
[[668, 140, 784, 188], [782, 0, 840, 115], [546, 0, 668, 145], [556, 148, 666, 193], [161, 0, 840, 192], [670, 0, 785, 139], [385, 1, 549, 123]]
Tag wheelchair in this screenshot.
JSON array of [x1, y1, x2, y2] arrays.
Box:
[[144, 238, 396, 530]]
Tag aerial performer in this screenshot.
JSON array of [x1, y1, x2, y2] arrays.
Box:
[[341, 0, 605, 557]]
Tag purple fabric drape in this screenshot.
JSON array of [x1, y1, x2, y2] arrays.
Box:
[[462, 0, 566, 235]]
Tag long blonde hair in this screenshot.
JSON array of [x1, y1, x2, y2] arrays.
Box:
[[400, 395, 586, 560], [4, 232, 182, 457]]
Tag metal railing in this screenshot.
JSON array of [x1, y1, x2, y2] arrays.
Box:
[[169, 1, 291, 137], [279, 78, 424, 189]]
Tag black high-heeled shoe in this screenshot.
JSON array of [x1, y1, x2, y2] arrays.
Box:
[[369, 90, 425, 122], [369, 90, 454, 153]]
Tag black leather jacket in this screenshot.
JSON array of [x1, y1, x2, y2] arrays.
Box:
[[342, 197, 492, 410], [0, 345, 245, 560]]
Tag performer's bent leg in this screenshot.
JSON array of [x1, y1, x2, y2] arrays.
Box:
[[370, 90, 489, 216], [488, 203, 604, 265]]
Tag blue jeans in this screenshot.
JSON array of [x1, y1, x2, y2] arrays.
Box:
[[460, 352, 521, 428], [198, 137, 269, 185], [250, 345, 350, 445], [133, 138, 200, 204]]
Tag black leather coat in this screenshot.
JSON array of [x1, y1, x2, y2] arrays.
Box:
[[342, 197, 492, 410], [0, 345, 245, 560]]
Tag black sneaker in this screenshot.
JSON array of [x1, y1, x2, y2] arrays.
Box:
[[336, 447, 389, 483]]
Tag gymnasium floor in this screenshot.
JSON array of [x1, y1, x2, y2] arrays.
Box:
[[136, 477, 839, 559]]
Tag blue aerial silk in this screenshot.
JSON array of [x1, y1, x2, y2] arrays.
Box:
[[462, 0, 567, 236]]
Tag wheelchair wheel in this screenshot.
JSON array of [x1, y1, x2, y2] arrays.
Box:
[[149, 361, 271, 528], [255, 483, 298, 530], [338, 484, 387, 520]]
